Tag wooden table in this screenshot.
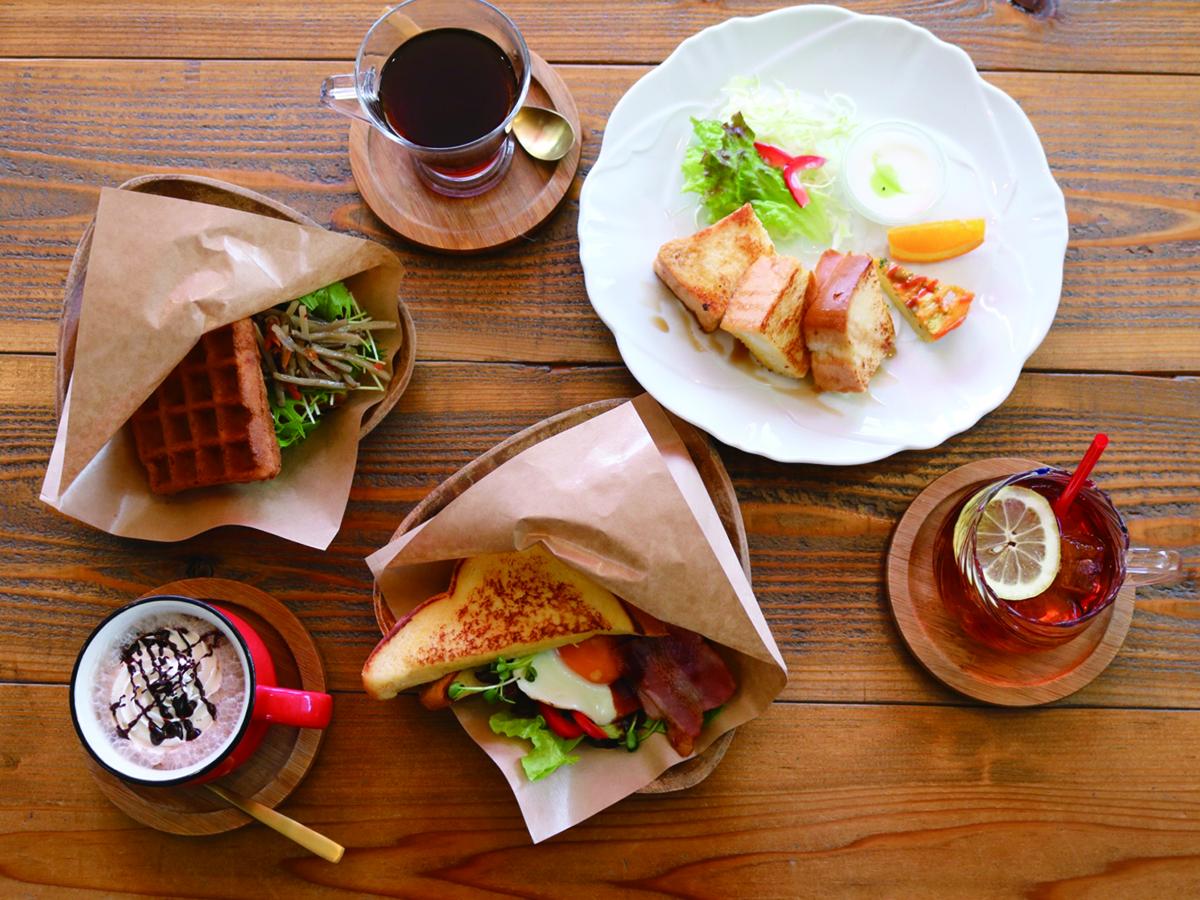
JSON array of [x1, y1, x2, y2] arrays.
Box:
[[1, 2, 1197, 895]]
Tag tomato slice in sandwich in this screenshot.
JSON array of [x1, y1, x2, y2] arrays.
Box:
[[538, 701, 583, 739]]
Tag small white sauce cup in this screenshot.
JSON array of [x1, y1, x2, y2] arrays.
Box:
[[842, 120, 947, 226]]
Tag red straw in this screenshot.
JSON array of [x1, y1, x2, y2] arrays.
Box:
[[1054, 433, 1109, 518]]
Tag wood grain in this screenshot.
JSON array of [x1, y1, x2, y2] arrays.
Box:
[[0, 61, 1196, 370], [2, 355, 1195, 709], [3, 686, 1199, 896], [888, 457, 1136, 706], [2, 1, 1199, 74], [348, 54, 582, 252]]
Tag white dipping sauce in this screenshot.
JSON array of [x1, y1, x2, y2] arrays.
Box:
[[843, 121, 946, 224]]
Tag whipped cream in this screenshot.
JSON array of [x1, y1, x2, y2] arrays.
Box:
[[108, 625, 224, 749]]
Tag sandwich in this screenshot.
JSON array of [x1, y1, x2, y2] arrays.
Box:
[[653, 202, 774, 332], [128, 281, 394, 494], [803, 250, 895, 392], [719, 254, 816, 379], [878, 259, 975, 341], [363, 545, 737, 782]]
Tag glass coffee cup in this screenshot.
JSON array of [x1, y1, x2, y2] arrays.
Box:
[[935, 466, 1183, 652], [69, 595, 332, 786], [320, 0, 532, 198]]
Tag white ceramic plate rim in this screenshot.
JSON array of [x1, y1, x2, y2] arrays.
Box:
[[578, 4, 1068, 464]]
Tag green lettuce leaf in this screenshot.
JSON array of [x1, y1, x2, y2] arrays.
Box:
[[295, 281, 356, 321], [489, 711, 583, 782], [680, 112, 833, 245]]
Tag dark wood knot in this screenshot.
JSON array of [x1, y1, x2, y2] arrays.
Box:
[[185, 556, 216, 578], [1010, 0, 1056, 15]]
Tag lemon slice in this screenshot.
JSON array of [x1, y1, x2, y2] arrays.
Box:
[[961, 486, 1061, 601]]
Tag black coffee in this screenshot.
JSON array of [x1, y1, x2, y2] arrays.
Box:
[[378, 28, 518, 149]]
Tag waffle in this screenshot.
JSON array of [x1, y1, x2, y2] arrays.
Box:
[[129, 319, 282, 495]]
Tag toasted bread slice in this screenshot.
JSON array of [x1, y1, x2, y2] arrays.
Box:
[[720, 255, 815, 379], [878, 259, 974, 341], [362, 545, 637, 699], [804, 250, 896, 393], [653, 203, 774, 332]]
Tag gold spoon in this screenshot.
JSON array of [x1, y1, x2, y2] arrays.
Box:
[[206, 784, 344, 863], [509, 105, 576, 161]]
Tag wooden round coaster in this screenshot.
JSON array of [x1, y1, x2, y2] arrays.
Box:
[[349, 52, 582, 252], [84, 578, 328, 835], [372, 398, 747, 792], [56, 173, 416, 436], [886, 457, 1135, 706]]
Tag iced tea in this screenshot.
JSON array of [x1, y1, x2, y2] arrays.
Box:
[[935, 467, 1126, 652]]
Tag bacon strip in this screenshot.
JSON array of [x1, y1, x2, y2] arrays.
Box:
[[621, 626, 736, 756]]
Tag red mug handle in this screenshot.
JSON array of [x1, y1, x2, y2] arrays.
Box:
[[253, 685, 333, 729]]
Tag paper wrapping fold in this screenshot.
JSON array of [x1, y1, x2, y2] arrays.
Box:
[[41, 188, 405, 549], [367, 395, 788, 842]]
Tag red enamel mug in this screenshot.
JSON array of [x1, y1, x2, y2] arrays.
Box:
[[69, 595, 332, 787]]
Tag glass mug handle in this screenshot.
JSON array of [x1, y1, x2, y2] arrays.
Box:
[[253, 685, 333, 729], [1125, 547, 1184, 588], [319, 73, 372, 125]]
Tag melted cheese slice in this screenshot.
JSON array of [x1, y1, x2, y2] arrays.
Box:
[[516, 649, 618, 725]]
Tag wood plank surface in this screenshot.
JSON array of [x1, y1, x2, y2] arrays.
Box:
[[1, 62, 1197, 370], [4, 354, 1196, 707], [3, 686, 1198, 896], [2, 1, 1199, 74]]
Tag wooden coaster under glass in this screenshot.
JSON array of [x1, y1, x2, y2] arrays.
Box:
[[886, 457, 1135, 706], [349, 52, 581, 253]]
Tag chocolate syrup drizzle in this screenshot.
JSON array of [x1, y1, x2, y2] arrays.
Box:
[[109, 627, 222, 746]]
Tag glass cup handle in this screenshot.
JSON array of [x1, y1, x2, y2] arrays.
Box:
[[1125, 547, 1184, 588], [320, 73, 371, 125]]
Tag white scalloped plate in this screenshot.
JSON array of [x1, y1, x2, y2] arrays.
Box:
[[578, 5, 1067, 464]]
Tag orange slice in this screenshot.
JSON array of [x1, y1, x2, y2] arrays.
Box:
[[887, 218, 985, 263]]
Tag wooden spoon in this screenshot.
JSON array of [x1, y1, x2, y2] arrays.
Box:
[[206, 784, 343, 863]]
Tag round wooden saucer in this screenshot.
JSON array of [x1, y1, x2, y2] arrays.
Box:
[[56, 173, 416, 435], [84, 578, 328, 835], [886, 457, 1135, 707], [349, 52, 582, 253], [372, 398, 743, 791]]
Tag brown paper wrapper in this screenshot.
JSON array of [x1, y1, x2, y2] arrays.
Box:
[[41, 188, 405, 549], [367, 395, 787, 842]]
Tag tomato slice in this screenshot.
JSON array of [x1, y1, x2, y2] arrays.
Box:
[[557, 636, 623, 684], [537, 702, 583, 739], [571, 710, 610, 741]]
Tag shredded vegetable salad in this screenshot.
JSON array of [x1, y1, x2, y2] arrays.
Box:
[[252, 282, 395, 448], [681, 76, 859, 248]]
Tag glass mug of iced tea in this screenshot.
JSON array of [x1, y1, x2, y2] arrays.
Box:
[[320, 0, 532, 197], [70, 596, 332, 786], [935, 466, 1182, 653]]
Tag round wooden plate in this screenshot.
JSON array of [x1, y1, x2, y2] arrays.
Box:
[[372, 398, 745, 792], [85, 578, 328, 835], [55, 173, 416, 437], [886, 457, 1135, 706], [349, 52, 582, 253]]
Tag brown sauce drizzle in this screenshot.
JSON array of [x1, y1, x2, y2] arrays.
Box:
[[109, 628, 222, 746]]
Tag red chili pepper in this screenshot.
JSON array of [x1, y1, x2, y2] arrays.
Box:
[[787, 154, 827, 170], [570, 710, 610, 741], [753, 141, 794, 169], [783, 161, 811, 209], [754, 142, 826, 173], [537, 702, 583, 739], [286, 384, 302, 401]]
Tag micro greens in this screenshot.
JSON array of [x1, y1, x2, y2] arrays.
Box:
[[447, 655, 538, 705]]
